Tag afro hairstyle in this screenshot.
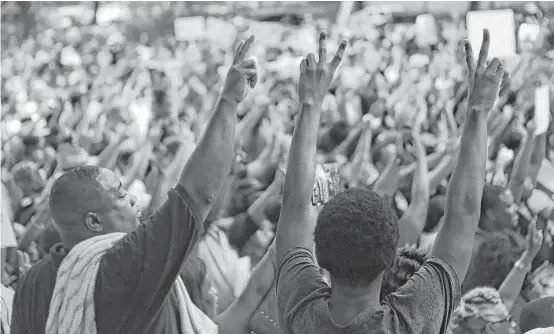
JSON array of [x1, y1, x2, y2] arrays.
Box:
[[314, 188, 399, 285]]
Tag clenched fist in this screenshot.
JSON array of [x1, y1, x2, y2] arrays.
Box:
[[221, 35, 258, 103]]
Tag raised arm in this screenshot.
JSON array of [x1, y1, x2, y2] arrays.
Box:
[[399, 149, 446, 179], [398, 113, 430, 246], [180, 36, 258, 222], [93, 36, 260, 333], [276, 32, 346, 263], [431, 30, 510, 281], [529, 132, 547, 184], [498, 218, 543, 310], [372, 156, 401, 199], [507, 120, 536, 204]]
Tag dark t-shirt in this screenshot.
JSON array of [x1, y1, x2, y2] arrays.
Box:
[[276, 248, 460, 334], [11, 184, 203, 334]]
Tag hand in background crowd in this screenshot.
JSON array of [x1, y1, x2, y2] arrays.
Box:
[[1, 3, 554, 334]]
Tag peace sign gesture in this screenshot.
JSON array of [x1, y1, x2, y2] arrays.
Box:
[[298, 31, 347, 106], [221, 35, 258, 103], [464, 29, 510, 113]]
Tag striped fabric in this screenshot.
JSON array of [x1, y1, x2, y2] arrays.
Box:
[[45, 233, 218, 334]]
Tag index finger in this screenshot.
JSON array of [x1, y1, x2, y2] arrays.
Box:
[[477, 29, 490, 70], [330, 39, 347, 73], [236, 35, 255, 63], [318, 31, 327, 67]]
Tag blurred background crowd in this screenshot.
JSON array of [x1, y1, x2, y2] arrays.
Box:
[[1, 1, 554, 334]]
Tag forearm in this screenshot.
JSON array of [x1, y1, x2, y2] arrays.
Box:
[[179, 97, 238, 221], [529, 133, 546, 183], [498, 251, 533, 310], [122, 143, 154, 190], [276, 104, 321, 261], [215, 244, 276, 334], [373, 159, 401, 197], [400, 150, 444, 179], [428, 154, 457, 191], [247, 183, 279, 225], [412, 138, 430, 201], [508, 133, 535, 203], [350, 129, 373, 187], [331, 125, 362, 156], [96, 139, 123, 169], [487, 117, 511, 160], [235, 107, 266, 148], [432, 109, 488, 281], [398, 140, 430, 245]]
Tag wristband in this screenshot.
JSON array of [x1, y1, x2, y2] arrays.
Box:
[[514, 259, 531, 272]]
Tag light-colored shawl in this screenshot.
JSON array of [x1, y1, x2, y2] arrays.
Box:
[[46, 233, 218, 334]]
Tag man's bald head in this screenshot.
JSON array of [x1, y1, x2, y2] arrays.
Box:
[[49, 166, 140, 247], [49, 166, 111, 229]]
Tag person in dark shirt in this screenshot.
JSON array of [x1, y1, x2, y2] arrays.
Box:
[[275, 30, 510, 333], [11, 35, 273, 334]]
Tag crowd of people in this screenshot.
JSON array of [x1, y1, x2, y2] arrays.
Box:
[[1, 6, 554, 334]]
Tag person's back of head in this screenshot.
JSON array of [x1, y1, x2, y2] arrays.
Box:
[[11, 160, 46, 195], [49, 166, 139, 248], [450, 287, 514, 334], [462, 229, 525, 293], [314, 188, 399, 287], [381, 246, 428, 299], [519, 297, 554, 334]]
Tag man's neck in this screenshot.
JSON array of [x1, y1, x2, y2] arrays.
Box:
[[328, 274, 383, 326]]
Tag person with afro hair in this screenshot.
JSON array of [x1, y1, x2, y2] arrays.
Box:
[[275, 30, 505, 333]]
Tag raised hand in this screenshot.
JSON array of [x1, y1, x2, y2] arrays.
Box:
[[221, 35, 258, 103], [298, 31, 347, 106], [464, 29, 510, 113]]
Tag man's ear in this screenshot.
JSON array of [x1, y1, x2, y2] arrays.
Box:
[[85, 212, 103, 233]]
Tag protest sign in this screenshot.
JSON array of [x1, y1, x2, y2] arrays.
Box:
[[129, 100, 151, 143], [174, 17, 206, 41], [538, 158, 554, 194], [205, 17, 237, 47], [466, 9, 516, 59], [534, 85, 550, 136], [415, 14, 438, 47], [312, 164, 341, 206], [248, 21, 286, 46]]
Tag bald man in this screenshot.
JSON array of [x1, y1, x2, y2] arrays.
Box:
[[10, 36, 265, 334]]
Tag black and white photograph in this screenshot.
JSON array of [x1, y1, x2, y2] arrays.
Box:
[[1, 1, 554, 333]]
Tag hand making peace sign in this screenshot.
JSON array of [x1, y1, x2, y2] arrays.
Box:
[[298, 31, 347, 107], [221, 35, 258, 103], [464, 29, 511, 113]]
